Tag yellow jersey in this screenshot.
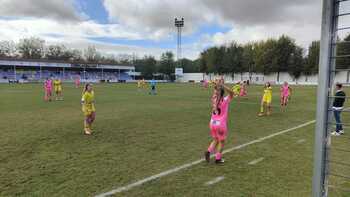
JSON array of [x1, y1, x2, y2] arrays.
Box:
[[54, 79, 62, 92], [232, 84, 241, 95], [82, 91, 95, 115], [53, 79, 61, 87], [137, 81, 141, 88], [263, 86, 272, 103], [264, 86, 272, 97]]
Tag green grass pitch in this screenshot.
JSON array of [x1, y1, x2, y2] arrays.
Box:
[[0, 83, 349, 197]]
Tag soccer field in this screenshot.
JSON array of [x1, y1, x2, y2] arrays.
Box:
[[0, 83, 349, 197]]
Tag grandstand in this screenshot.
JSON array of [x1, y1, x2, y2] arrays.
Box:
[[0, 58, 136, 83]]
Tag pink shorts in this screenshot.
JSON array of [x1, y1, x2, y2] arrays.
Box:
[[209, 120, 227, 141], [46, 89, 52, 95]]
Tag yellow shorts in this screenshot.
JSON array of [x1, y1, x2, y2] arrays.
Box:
[[82, 105, 96, 116], [263, 95, 272, 104], [55, 86, 62, 93]]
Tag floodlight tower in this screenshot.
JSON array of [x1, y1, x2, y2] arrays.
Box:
[[175, 18, 184, 68]]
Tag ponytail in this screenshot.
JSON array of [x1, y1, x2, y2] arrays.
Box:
[[83, 83, 90, 94]]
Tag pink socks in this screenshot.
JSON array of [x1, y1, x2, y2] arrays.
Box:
[[215, 152, 222, 160]]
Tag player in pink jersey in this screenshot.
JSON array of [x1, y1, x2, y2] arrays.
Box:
[[239, 81, 247, 97], [44, 78, 53, 102], [202, 79, 209, 89], [75, 76, 81, 88], [205, 81, 234, 164], [280, 81, 292, 109]]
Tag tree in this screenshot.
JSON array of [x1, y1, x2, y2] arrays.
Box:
[[135, 56, 157, 79], [17, 37, 45, 59], [242, 43, 255, 80], [46, 44, 67, 60], [84, 45, 101, 62], [288, 46, 304, 79], [336, 34, 350, 70], [199, 51, 209, 73], [226, 43, 244, 75], [275, 35, 296, 81], [158, 51, 175, 79], [181, 58, 199, 73], [254, 39, 278, 75], [0, 40, 16, 57], [70, 49, 83, 62], [305, 41, 320, 75]]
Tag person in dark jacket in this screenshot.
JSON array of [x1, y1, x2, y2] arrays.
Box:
[[332, 83, 346, 136]]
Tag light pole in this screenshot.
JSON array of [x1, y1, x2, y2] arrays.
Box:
[[175, 18, 184, 68]]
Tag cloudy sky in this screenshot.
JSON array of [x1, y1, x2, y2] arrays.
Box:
[[0, 0, 327, 59]]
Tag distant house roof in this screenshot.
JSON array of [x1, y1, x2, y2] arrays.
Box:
[[0, 58, 135, 70]]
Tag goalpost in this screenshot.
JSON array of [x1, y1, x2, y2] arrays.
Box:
[[313, 0, 350, 196]]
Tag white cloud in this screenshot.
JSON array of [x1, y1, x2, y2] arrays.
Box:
[[103, 0, 214, 39], [0, 0, 81, 21], [210, 23, 321, 49], [0, 18, 145, 41], [102, 0, 324, 54], [0, 0, 330, 60], [0, 18, 197, 59]]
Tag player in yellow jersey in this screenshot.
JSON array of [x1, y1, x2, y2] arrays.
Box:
[[232, 82, 241, 96], [141, 78, 147, 89], [137, 80, 142, 91], [259, 82, 272, 116], [53, 78, 63, 101], [81, 83, 96, 135]]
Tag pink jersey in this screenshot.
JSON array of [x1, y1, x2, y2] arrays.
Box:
[[203, 80, 208, 88], [239, 84, 247, 96], [281, 85, 289, 96], [45, 80, 52, 90], [210, 95, 232, 129]]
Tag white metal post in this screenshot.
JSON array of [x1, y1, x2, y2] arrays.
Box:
[[312, 0, 338, 196]]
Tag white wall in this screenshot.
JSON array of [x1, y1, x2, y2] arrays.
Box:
[[180, 71, 350, 85]]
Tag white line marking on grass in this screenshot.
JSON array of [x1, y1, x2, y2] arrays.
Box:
[[95, 120, 316, 197], [204, 176, 225, 186], [248, 157, 264, 165], [297, 139, 306, 144]]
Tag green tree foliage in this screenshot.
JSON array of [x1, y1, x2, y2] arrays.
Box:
[[181, 58, 199, 73], [288, 46, 304, 79], [197, 35, 318, 79], [158, 51, 175, 79], [336, 34, 350, 70], [135, 56, 157, 79], [305, 41, 320, 75]]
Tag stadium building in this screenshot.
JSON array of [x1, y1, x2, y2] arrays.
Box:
[[0, 58, 137, 83]]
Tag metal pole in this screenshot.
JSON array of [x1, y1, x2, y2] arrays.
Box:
[[312, 0, 337, 196], [14, 65, 16, 81], [179, 25, 182, 68], [40, 66, 42, 81], [176, 26, 180, 82], [102, 68, 104, 80], [83, 67, 86, 81]]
